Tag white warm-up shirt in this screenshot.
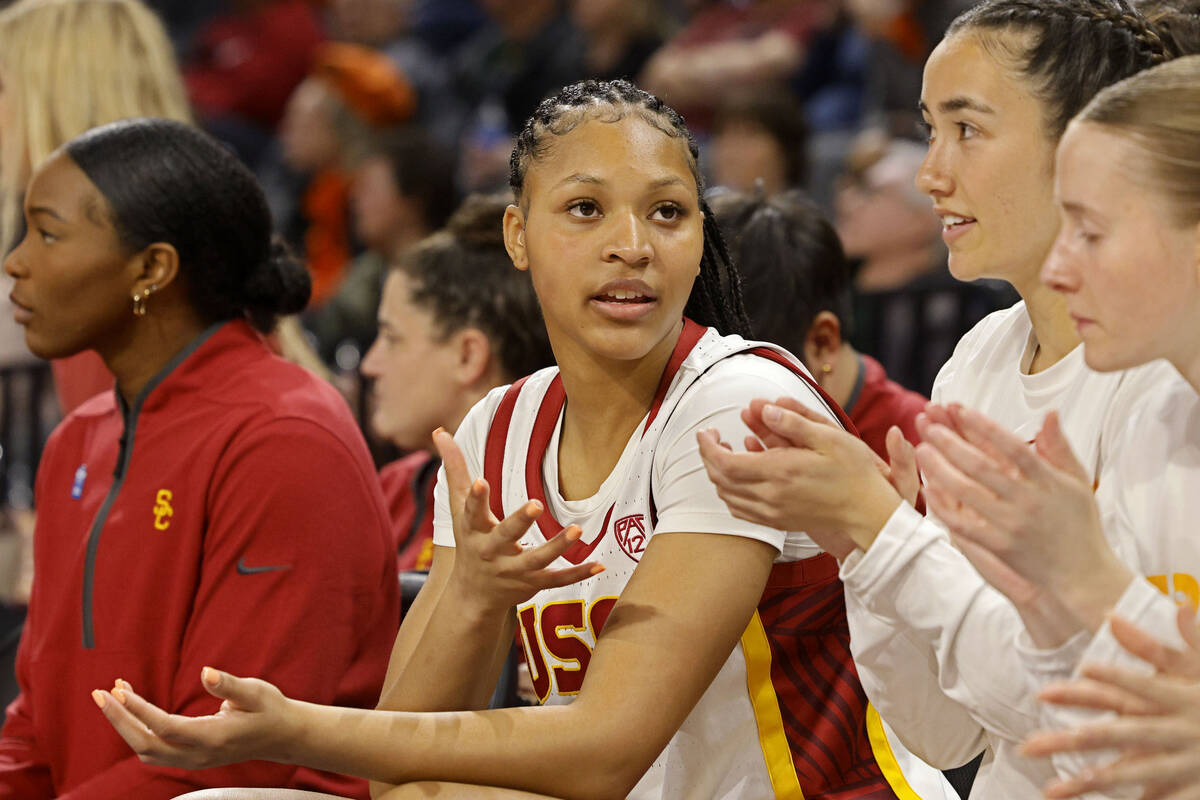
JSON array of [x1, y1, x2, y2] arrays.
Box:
[[840, 302, 1177, 798]]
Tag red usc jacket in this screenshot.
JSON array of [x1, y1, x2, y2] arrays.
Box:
[[0, 321, 399, 799]]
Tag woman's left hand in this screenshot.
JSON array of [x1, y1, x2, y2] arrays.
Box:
[[1023, 607, 1200, 799], [93, 667, 300, 770], [697, 398, 902, 557], [915, 404, 1132, 633]]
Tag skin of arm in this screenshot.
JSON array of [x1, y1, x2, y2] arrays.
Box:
[[94, 530, 778, 800], [1023, 608, 1200, 799]]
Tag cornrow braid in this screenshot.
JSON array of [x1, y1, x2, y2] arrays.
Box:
[[508, 79, 753, 338], [947, 0, 1180, 138]]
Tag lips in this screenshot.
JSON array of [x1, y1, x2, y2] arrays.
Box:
[[590, 279, 658, 321], [9, 293, 31, 324]]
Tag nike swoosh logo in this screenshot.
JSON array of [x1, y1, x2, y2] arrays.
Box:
[[236, 558, 292, 575]]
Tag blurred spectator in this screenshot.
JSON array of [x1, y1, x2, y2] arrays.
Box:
[[711, 188, 927, 458], [641, 0, 835, 132], [276, 42, 416, 306], [183, 0, 325, 165], [837, 133, 1015, 394], [453, 0, 586, 192], [571, 0, 668, 82], [708, 87, 808, 196], [845, 0, 973, 135], [326, 0, 465, 144], [836, 135, 940, 291], [304, 128, 459, 368], [362, 193, 553, 572]]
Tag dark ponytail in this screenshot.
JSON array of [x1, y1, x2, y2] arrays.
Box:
[[509, 79, 753, 338], [65, 117, 310, 332]]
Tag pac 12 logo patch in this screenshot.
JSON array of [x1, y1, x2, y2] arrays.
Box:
[[614, 513, 646, 562]]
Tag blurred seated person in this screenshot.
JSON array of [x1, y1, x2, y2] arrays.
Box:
[[184, 0, 325, 165], [836, 133, 1014, 394], [276, 42, 416, 306], [569, 0, 667, 82], [711, 188, 926, 457], [361, 194, 553, 572], [708, 87, 808, 197], [303, 129, 459, 368], [640, 0, 837, 132]]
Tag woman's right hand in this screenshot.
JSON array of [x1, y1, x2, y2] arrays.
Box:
[[434, 429, 601, 615]]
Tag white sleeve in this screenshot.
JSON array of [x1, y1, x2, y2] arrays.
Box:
[[840, 502, 1058, 743], [848, 592, 989, 768], [651, 355, 827, 555], [1025, 578, 1183, 787], [432, 387, 503, 550]]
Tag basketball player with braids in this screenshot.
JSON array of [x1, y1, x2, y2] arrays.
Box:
[[87, 80, 953, 799], [699, 2, 1193, 797]]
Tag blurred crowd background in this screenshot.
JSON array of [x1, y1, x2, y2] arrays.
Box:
[[0, 0, 1020, 658]]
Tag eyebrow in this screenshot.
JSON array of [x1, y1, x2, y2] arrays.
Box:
[[28, 205, 65, 222], [919, 97, 997, 115], [551, 173, 691, 191], [1060, 200, 1107, 223]]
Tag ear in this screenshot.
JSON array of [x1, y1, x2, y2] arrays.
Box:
[[802, 310, 843, 369], [452, 327, 495, 388], [503, 204, 529, 272], [131, 242, 180, 298]]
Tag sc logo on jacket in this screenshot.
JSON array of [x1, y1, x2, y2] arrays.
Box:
[[153, 489, 174, 531]]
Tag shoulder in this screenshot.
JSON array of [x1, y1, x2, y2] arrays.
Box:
[[931, 299, 1026, 399]]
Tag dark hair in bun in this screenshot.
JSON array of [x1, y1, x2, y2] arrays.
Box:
[[65, 117, 310, 332]]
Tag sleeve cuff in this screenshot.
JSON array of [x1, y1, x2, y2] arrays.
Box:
[[839, 502, 939, 606]]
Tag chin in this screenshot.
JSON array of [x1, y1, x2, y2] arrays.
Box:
[[1081, 342, 1135, 374]]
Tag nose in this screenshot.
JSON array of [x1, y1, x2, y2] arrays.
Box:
[[603, 210, 654, 266], [1041, 231, 1081, 294], [360, 336, 383, 379], [915, 141, 952, 199], [3, 235, 28, 279]]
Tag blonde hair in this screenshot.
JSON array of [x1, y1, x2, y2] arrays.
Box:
[[0, 0, 192, 248], [1079, 54, 1200, 227]]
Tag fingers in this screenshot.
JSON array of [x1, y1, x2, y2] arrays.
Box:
[[1177, 604, 1200, 657], [758, 401, 839, 451], [1035, 411, 1091, 484], [951, 405, 1050, 482], [1037, 676, 1160, 717], [741, 402, 791, 450], [919, 420, 1017, 500], [916, 443, 1008, 546], [1108, 615, 1200, 678], [885, 425, 920, 505], [697, 429, 782, 484], [1042, 750, 1200, 799], [1076, 661, 1200, 711], [462, 479, 502, 537], [434, 429, 471, 506]]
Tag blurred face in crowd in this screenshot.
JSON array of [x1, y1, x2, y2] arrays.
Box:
[[361, 271, 464, 452], [915, 33, 1060, 286], [837, 152, 939, 261], [5, 152, 138, 360], [280, 79, 340, 172], [352, 155, 406, 252], [1042, 122, 1200, 373], [709, 121, 789, 196]]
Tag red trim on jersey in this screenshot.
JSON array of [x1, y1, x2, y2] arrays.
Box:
[[747, 347, 860, 438], [644, 318, 708, 433], [483, 376, 530, 521]]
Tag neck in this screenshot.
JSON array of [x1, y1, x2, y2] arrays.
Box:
[[1010, 270, 1080, 374], [854, 245, 940, 292], [99, 303, 212, 407], [821, 344, 862, 411], [554, 320, 682, 499]]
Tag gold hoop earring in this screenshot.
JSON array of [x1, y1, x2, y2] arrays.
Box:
[[818, 362, 832, 386], [132, 291, 150, 317]]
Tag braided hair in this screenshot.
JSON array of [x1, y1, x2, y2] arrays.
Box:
[[509, 79, 753, 338], [947, 0, 1182, 139]]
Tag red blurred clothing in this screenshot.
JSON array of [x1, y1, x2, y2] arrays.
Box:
[[379, 450, 439, 573], [847, 353, 927, 458], [0, 321, 398, 799], [185, 0, 324, 129], [50, 351, 111, 416]]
